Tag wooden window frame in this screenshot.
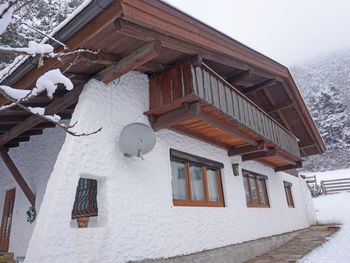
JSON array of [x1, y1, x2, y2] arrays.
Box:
[[170, 150, 224, 207], [284, 181, 295, 208], [242, 170, 270, 208]]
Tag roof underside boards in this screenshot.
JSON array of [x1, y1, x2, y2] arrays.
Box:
[[0, 0, 325, 157]]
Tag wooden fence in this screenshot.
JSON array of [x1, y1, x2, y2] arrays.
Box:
[[321, 178, 350, 195]]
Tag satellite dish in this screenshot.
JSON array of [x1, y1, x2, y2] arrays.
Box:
[[119, 123, 156, 158]]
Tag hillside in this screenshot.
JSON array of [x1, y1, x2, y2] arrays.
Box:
[[291, 50, 350, 171]]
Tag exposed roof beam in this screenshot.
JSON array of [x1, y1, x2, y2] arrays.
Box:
[[299, 141, 316, 149], [9, 137, 30, 143], [114, 19, 251, 72], [0, 115, 29, 124], [280, 79, 324, 153], [95, 40, 162, 84], [275, 161, 302, 172], [0, 146, 35, 207], [17, 130, 43, 137], [78, 52, 120, 65], [228, 141, 266, 156], [226, 70, 251, 84], [242, 148, 275, 161], [267, 101, 294, 114], [0, 85, 83, 145], [4, 142, 19, 148], [243, 79, 276, 94]]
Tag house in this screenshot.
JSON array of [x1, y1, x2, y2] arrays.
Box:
[[0, 1, 324, 262]]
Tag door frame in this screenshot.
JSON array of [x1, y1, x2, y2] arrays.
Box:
[[0, 188, 16, 252]]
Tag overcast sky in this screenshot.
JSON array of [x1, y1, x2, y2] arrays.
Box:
[[165, 0, 350, 66]]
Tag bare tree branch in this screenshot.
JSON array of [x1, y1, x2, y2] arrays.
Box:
[[22, 22, 68, 50]]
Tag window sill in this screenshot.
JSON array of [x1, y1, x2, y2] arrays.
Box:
[[173, 199, 224, 207]]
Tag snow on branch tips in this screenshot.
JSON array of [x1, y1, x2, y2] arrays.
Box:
[[0, 69, 101, 137], [0, 0, 102, 137]]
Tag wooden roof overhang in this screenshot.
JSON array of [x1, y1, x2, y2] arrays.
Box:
[[0, 0, 325, 160]]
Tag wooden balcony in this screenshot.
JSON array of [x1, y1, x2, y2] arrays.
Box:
[[145, 60, 302, 171]]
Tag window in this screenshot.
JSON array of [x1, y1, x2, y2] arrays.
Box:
[[284, 181, 295, 208], [243, 170, 269, 208], [72, 178, 98, 227], [170, 149, 224, 207]]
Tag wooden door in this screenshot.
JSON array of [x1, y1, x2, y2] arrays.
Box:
[[0, 189, 16, 252]]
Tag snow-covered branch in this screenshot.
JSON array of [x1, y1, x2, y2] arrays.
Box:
[[0, 0, 102, 137], [0, 69, 102, 137]]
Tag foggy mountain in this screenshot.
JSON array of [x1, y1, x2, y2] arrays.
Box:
[[291, 50, 350, 172]]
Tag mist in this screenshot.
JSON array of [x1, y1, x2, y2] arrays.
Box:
[[165, 0, 350, 66]]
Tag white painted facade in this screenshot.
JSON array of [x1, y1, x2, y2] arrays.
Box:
[[0, 126, 66, 258], [0, 72, 316, 262]]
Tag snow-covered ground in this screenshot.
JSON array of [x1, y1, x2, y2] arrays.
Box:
[[299, 192, 350, 262]]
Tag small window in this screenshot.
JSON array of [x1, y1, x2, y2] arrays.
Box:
[[243, 170, 269, 208], [284, 181, 295, 208], [72, 178, 98, 227], [170, 150, 224, 207]]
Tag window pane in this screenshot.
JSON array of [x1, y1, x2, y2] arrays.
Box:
[[257, 179, 266, 206], [243, 176, 251, 206], [189, 163, 205, 201], [171, 159, 187, 200], [207, 168, 220, 202], [249, 177, 259, 206]]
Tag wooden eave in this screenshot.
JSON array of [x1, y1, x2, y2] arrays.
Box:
[[0, 0, 324, 159]]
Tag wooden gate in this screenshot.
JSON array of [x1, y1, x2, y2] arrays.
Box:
[[0, 189, 16, 252]]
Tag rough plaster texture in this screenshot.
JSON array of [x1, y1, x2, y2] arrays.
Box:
[[0, 126, 66, 257], [21, 71, 316, 263]]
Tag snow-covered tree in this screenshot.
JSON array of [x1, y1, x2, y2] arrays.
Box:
[[291, 49, 350, 171], [0, 0, 100, 136], [0, 0, 83, 68]]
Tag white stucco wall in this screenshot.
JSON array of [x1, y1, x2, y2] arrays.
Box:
[[0, 126, 66, 257], [23, 71, 315, 263]]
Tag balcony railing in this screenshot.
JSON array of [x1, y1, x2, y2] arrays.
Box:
[[146, 60, 301, 165], [190, 63, 300, 158]]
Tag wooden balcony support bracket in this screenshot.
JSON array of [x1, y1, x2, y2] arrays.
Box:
[[243, 79, 277, 94], [228, 140, 267, 156], [0, 146, 35, 207], [275, 161, 302, 172], [95, 40, 162, 84], [242, 148, 276, 161], [150, 101, 202, 131]]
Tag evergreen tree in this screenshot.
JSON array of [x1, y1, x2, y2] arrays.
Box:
[[0, 0, 83, 69], [311, 85, 350, 150]]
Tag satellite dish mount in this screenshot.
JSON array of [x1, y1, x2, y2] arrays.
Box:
[[119, 123, 156, 159]]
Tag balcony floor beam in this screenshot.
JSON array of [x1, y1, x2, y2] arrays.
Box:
[[242, 148, 276, 161], [228, 141, 266, 156], [275, 162, 302, 172]]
